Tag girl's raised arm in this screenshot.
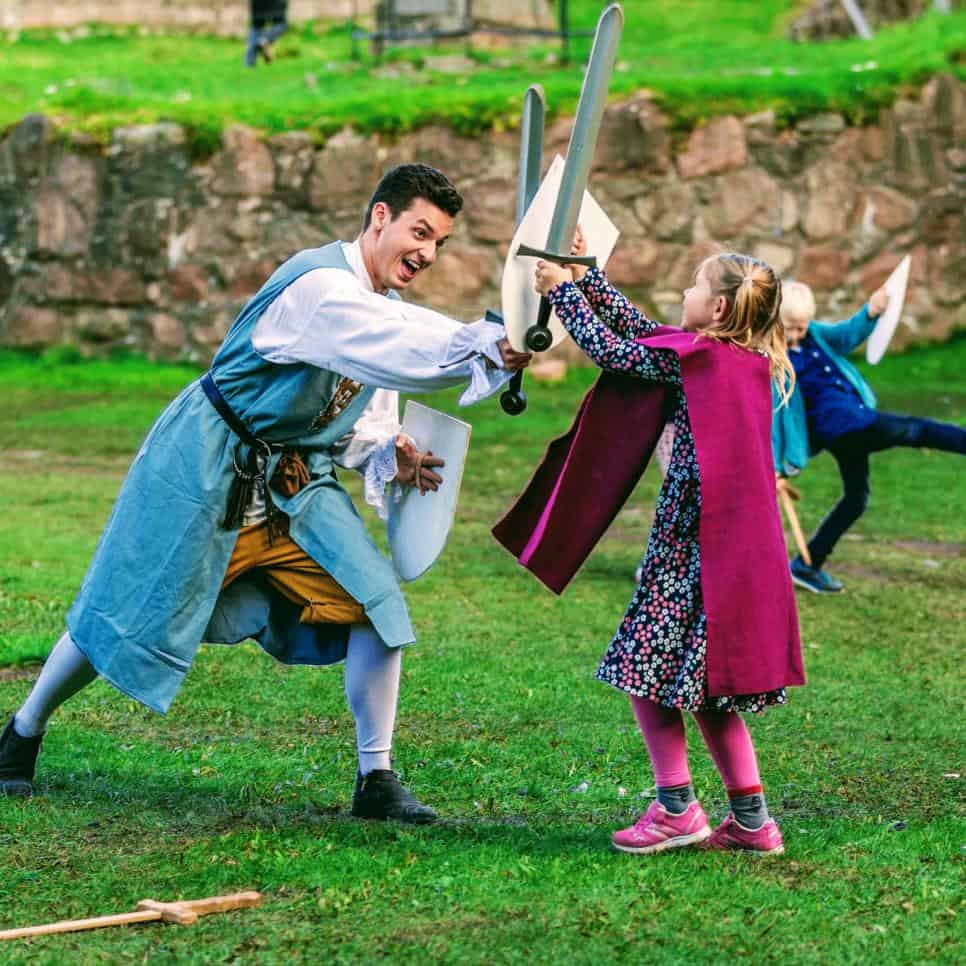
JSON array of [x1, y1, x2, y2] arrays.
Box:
[[548, 281, 680, 386], [575, 267, 657, 340]]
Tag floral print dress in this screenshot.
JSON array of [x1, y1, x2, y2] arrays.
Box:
[[547, 268, 786, 713]]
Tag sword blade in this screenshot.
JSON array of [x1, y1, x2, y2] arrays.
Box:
[[546, 3, 624, 254], [515, 85, 546, 227], [0, 909, 162, 941]]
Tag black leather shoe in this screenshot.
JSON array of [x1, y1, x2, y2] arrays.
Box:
[[0, 716, 42, 797], [351, 769, 437, 824]]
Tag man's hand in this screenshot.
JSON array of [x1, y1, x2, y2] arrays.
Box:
[[496, 338, 532, 371], [395, 435, 444, 494], [868, 284, 889, 319], [535, 259, 573, 296]]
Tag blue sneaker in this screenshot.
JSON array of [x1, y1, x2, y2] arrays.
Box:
[[790, 557, 843, 594]]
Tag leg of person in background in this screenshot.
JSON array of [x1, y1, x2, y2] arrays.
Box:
[[794, 410, 965, 594], [255, 2, 289, 63], [866, 411, 966, 456], [692, 709, 783, 855], [344, 624, 436, 824], [792, 446, 870, 593], [262, 17, 289, 49], [245, 28, 262, 67], [611, 697, 711, 854], [246, 1, 269, 66], [0, 631, 98, 796]]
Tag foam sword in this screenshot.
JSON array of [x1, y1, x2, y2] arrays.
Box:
[[501, 3, 624, 417], [499, 84, 546, 415]]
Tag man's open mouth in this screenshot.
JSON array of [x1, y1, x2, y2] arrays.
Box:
[[399, 257, 421, 281]]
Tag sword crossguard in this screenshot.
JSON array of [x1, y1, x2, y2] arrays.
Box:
[[515, 243, 597, 269]]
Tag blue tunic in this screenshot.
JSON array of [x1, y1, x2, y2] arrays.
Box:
[[68, 243, 414, 713]]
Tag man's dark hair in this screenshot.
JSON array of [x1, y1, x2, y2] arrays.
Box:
[[363, 163, 463, 230]]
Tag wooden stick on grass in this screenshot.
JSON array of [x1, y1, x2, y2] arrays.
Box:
[[0, 892, 262, 941], [777, 478, 812, 566]]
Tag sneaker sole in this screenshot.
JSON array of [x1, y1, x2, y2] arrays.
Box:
[[751, 845, 784, 856], [791, 574, 842, 595], [612, 825, 711, 855], [705, 841, 785, 856]]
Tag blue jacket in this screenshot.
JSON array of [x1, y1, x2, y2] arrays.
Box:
[[69, 243, 414, 713], [771, 306, 878, 474]]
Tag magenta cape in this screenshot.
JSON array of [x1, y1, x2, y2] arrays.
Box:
[[493, 327, 804, 697]]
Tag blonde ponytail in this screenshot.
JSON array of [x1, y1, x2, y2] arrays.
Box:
[[699, 253, 795, 408]]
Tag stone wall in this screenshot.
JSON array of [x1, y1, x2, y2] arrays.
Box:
[[0, 2, 351, 32], [1, 74, 963, 363], [788, 0, 961, 41], [0, 1, 552, 33]]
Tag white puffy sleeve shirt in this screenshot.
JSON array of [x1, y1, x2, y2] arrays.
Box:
[[251, 241, 509, 518]]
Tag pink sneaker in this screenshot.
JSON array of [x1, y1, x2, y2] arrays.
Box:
[[611, 800, 711, 854], [705, 814, 784, 855]]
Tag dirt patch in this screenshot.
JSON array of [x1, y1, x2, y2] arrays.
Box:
[[893, 540, 963, 557], [833, 564, 892, 584], [0, 664, 41, 682]]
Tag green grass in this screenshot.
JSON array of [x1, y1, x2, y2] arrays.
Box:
[[0, 3, 964, 150], [0, 339, 963, 962]]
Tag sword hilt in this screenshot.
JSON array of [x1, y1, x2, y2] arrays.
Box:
[[515, 245, 597, 352], [526, 300, 554, 352], [486, 309, 528, 416], [500, 371, 528, 416]]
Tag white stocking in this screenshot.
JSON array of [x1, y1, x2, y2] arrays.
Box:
[[14, 631, 98, 737], [343, 624, 401, 776]]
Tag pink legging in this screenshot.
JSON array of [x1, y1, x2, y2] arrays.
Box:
[[631, 696, 762, 795]]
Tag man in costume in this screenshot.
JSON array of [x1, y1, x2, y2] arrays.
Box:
[[0, 163, 530, 823]]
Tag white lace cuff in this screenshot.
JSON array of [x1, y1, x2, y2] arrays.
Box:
[[460, 356, 512, 406], [439, 317, 505, 367], [363, 434, 401, 521], [437, 317, 512, 406]]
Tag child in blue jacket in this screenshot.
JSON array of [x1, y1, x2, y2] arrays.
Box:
[[772, 281, 966, 594]]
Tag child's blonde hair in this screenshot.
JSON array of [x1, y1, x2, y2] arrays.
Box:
[[780, 281, 816, 325], [698, 252, 795, 407]]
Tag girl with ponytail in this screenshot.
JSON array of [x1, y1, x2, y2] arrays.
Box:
[[495, 246, 803, 857]]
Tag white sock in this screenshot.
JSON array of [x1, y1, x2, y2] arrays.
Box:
[[343, 624, 400, 776], [14, 631, 97, 738]]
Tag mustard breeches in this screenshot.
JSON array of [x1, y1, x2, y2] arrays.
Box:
[[222, 520, 368, 626]]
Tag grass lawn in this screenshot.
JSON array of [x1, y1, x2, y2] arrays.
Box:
[[0, 3, 964, 150], [0, 338, 963, 962]]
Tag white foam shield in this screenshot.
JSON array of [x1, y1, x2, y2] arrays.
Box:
[[501, 154, 620, 353], [388, 401, 472, 582], [866, 254, 911, 365]]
